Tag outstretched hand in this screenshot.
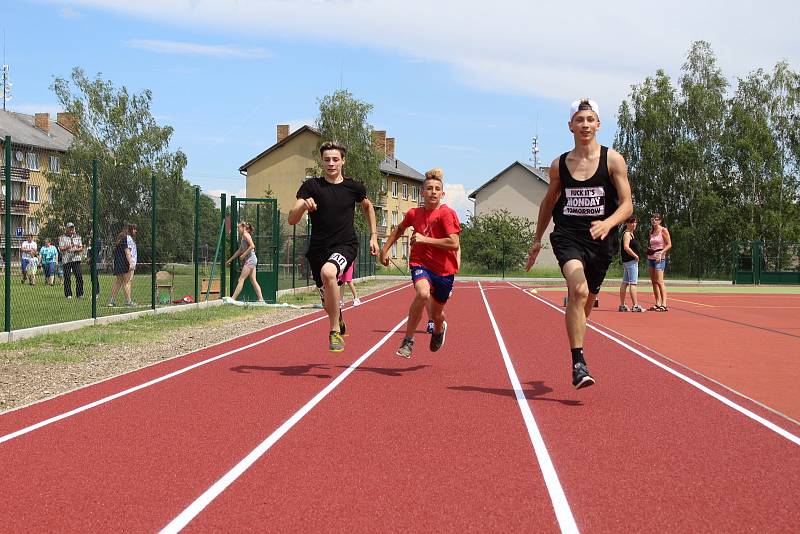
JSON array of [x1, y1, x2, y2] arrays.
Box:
[[525, 241, 542, 271], [589, 219, 612, 241], [303, 197, 318, 213]]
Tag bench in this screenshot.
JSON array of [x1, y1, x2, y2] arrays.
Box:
[[201, 278, 221, 301]]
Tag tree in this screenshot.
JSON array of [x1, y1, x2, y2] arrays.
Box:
[[313, 89, 382, 231], [460, 210, 535, 272], [614, 41, 800, 278], [42, 68, 218, 266]]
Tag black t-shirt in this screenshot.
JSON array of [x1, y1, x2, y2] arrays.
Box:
[[552, 145, 619, 248], [296, 177, 367, 248]]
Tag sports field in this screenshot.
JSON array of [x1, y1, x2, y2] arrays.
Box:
[[0, 281, 797, 532]]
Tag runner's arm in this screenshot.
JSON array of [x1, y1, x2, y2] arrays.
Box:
[[526, 158, 561, 270], [359, 197, 379, 255]]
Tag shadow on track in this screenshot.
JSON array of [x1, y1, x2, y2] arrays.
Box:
[[448, 380, 582, 406]]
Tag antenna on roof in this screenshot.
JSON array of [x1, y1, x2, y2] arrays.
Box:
[[2, 33, 11, 111], [530, 114, 540, 168]]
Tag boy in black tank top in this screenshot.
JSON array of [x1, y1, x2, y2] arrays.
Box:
[[525, 98, 633, 389]]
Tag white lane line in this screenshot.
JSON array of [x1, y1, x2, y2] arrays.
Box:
[[478, 282, 579, 534], [0, 284, 411, 445], [160, 315, 409, 533], [508, 282, 800, 447]]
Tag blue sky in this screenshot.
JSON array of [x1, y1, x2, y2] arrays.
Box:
[[5, 0, 799, 220]]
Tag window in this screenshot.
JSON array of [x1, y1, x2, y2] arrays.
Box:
[[402, 183, 408, 200], [392, 211, 398, 226], [49, 155, 60, 173], [391, 181, 398, 198], [391, 242, 397, 258], [411, 186, 418, 201], [27, 217, 38, 235], [380, 179, 388, 194], [27, 185, 40, 203], [47, 188, 55, 203], [379, 208, 387, 227], [26, 152, 39, 171]]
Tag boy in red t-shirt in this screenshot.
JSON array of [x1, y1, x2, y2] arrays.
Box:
[[380, 168, 461, 359]]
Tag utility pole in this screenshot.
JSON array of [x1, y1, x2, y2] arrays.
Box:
[[2, 33, 10, 111]]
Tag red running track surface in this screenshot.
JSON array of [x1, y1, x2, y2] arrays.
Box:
[[0, 281, 798, 532]]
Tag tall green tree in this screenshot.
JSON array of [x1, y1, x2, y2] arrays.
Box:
[[43, 67, 218, 265], [614, 41, 800, 277], [313, 89, 382, 230]]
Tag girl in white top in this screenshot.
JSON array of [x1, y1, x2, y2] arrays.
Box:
[[226, 221, 264, 302]]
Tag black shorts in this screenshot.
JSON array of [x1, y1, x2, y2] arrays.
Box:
[[550, 229, 612, 294], [306, 242, 358, 288]]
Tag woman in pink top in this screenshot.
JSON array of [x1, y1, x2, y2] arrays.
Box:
[[647, 213, 672, 311]]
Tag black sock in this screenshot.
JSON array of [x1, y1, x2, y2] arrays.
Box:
[[571, 347, 585, 367]]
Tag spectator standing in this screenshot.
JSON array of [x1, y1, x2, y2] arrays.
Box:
[[40, 238, 59, 286], [59, 222, 85, 299], [109, 223, 138, 307], [20, 234, 37, 284]]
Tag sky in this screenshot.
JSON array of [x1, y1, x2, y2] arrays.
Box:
[[4, 0, 799, 221]]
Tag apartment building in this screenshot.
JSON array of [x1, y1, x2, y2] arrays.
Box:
[[0, 110, 75, 253]]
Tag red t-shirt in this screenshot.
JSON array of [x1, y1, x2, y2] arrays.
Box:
[[401, 204, 461, 276]]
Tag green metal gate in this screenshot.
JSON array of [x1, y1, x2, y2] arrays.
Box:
[[732, 241, 800, 285], [229, 197, 280, 302]]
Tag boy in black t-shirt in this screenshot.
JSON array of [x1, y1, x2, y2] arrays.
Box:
[[288, 141, 379, 352], [525, 98, 633, 389]]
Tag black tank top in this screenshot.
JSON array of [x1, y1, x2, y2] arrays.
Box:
[[552, 146, 619, 241], [620, 231, 639, 262]]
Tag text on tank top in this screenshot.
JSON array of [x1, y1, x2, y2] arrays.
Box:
[[552, 146, 619, 238]]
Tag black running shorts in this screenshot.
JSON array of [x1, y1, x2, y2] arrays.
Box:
[[306, 242, 358, 288], [549, 229, 612, 294]]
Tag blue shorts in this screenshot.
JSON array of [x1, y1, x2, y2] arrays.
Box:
[[43, 262, 57, 277], [648, 258, 667, 270], [622, 260, 639, 284], [410, 265, 454, 304], [21, 258, 29, 272]]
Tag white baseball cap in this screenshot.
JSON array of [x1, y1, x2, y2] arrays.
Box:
[[569, 98, 600, 121]]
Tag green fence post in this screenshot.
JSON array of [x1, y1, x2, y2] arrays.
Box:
[[151, 173, 157, 309], [91, 160, 98, 319], [229, 196, 237, 295], [220, 193, 227, 298], [4, 136, 11, 332], [291, 222, 296, 289], [753, 241, 761, 286], [194, 186, 200, 303]]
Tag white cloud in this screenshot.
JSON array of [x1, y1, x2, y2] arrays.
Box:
[[125, 39, 271, 59], [442, 183, 473, 223], [59, 6, 82, 18], [64, 0, 799, 113]]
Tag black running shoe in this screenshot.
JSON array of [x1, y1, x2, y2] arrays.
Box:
[[572, 362, 595, 389], [430, 321, 447, 352]]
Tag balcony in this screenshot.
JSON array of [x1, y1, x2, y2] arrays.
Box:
[[0, 199, 31, 214], [0, 166, 31, 182]]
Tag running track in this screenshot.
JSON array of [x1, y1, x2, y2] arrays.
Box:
[[1, 282, 798, 532]]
